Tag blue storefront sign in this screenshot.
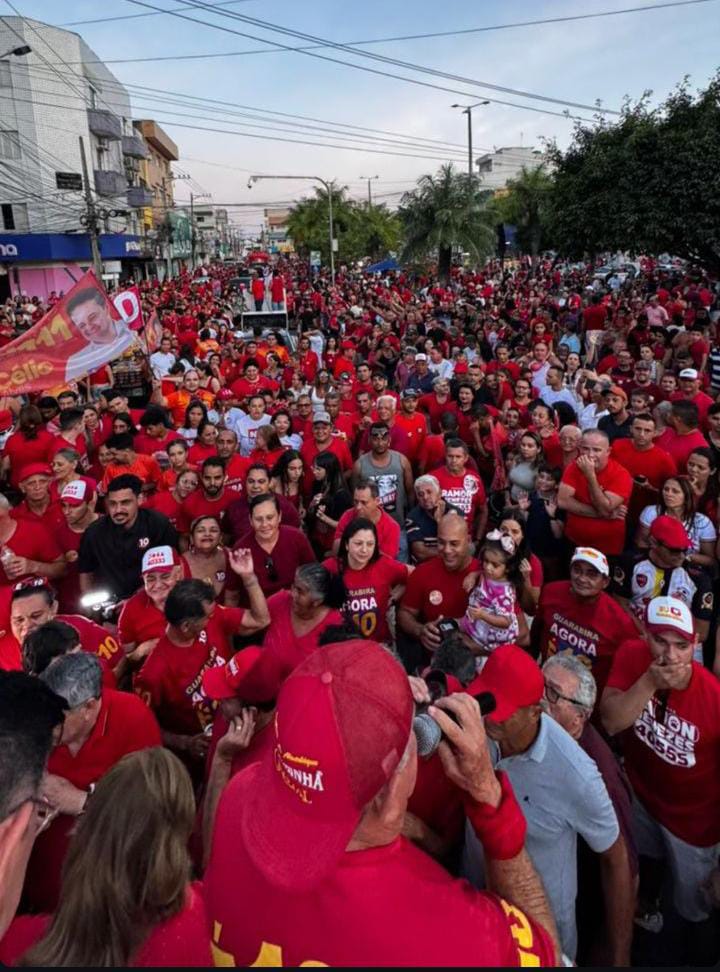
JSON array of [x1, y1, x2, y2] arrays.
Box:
[[0, 233, 146, 261]]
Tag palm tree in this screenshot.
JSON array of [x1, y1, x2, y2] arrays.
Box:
[[398, 164, 495, 282], [493, 164, 553, 262], [286, 183, 352, 262]]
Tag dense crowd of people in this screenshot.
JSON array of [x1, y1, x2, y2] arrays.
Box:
[[0, 253, 719, 966]]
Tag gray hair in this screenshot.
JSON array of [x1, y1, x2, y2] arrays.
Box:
[[414, 474, 440, 494], [542, 655, 597, 712], [40, 652, 102, 707], [0, 493, 10, 511], [376, 394, 396, 412], [581, 427, 610, 447]]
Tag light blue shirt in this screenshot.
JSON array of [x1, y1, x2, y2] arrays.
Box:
[[462, 714, 619, 960]]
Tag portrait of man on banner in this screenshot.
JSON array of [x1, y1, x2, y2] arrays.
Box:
[[65, 285, 135, 380]]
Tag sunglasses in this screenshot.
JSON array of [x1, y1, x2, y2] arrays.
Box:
[[370, 430, 389, 438], [264, 556, 279, 582]]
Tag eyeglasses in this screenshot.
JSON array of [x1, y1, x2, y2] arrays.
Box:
[[370, 430, 389, 438], [543, 680, 583, 708], [264, 556, 279, 582]]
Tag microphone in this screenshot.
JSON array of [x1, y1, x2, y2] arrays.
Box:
[[413, 692, 497, 758]]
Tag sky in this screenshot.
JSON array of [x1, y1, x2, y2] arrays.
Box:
[[6, 0, 720, 235]]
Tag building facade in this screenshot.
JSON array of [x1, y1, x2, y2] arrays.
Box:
[[474, 146, 546, 191], [0, 16, 157, 299]]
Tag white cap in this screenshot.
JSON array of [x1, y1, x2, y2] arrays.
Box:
[[645, 596, 694, 641], [60, 479, 94, 506], [313, 410, 332, 425], [679, 368, 699, 380], [141, 545, 181, 575], [571, 546, 609, 577], [415, 353, 428, 362]]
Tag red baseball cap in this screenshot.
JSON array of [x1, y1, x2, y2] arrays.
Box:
[[202, 646, 263, 701], [473, 644, 544, 723], [216, 389, 235, 401], [0, 409, 13, 432], [18, 462, 52, 481], [240, 640, 413, 891], [650, 515, 692, 550]]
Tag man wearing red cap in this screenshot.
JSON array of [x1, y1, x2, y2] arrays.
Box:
[[601, 597, 720, 957], [463, 644, 630, 964], [532, 547, 637, 699], [204, 640, 559, 966], [611, 515, 713, 651], [558, 428, 633, 556], [12, 463, 63, 532]]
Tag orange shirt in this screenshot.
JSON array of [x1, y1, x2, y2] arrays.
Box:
[[166, 388, 215, 426], [102, 454, 164, 491]]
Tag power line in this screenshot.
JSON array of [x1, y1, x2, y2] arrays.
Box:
[[59, 0, 254, 27], [122, 0, 596, 122], [61, 0, 717, 66], [2, 91, 474, 163], [20, 62, 472, 154], [156, 0, 618, 115]]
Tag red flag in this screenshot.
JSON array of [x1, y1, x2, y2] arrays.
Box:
[[112, 285, 145, 331]]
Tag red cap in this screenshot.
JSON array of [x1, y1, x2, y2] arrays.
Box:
[[240, 640, 413, 891], [650, 514, 692, 550], [216, 389, 235, 401], [474, 644, 544, 723], [0, 409, 13, 432], [18, 462, 52, 481], [202, 646, 263, 700], [340, 339, 354, 351]]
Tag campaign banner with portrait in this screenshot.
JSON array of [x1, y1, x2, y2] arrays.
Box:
[[0, 270, 136, 395], [112, 285, 145, 332]]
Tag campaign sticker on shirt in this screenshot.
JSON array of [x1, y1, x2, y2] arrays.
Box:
[[429, 589, 443, 606], [463, 474, 479, 496], [138, 537, 150, 549]]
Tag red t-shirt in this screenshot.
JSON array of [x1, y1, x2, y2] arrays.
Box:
[[433, 467, 486, 528], [300, 436, 353, 492], [0, 883, 212, 967], [134, 429, 176, 457], [535, 581, 637, 698], [204, 767, 555, 967], [610, 440, 677, 488], [560, 458, 632, 555], [334, 508, 400, 559], [538, 430, 563, 469], [655, 427, 709, 474], [10, 498, 64, 533], [177, 488, 234, 534], [606, 638, 720, 845], [0, 520, 62, 588], [323, 555, 408, 642], [117, 589, 166, 648], [134, 605, 246, 734], [670, 391, 714, 427], [2, 429, 54, 488], [401, 556, 480, 626], [145, 489, 183, 529], [22, 689, 161, 913], [583, 304, 607, 332], [418, 394, 457, 434], [394, 412, 428, 463], [235, 589, 344, 703]]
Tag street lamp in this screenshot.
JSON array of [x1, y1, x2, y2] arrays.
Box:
[[0, 45, 31, 58], [248, 174, 336, 284], [359, 174, 379, 208], [451, 100, 490, 183]]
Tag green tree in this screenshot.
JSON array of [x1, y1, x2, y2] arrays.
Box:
[[492, 164, 553, 260], [397, 164, 495, 281], [546, 74, 720, 272], [345, 204, 402, 262], [286, 182, 354, 262]]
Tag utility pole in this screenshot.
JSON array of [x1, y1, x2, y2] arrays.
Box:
[[79, 136, 103, 282], [190, 192, 195, 270], [360, 175, 379, 208], [451, 101, 489, 187]]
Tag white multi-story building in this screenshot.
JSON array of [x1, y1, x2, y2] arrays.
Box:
[[0, 16, 153, 297], [475, 146, 547, 191]]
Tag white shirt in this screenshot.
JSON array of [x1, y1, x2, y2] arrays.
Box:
[[149, 350, 176, 378], [579, 402, 609, 431], [230, 412, 271, 456], [639, 506, 716, 553], [427, 358, 454, 380]]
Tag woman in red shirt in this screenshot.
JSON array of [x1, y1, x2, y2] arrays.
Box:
[[2, 404, 53, 488], [0, 748, 212, 968]]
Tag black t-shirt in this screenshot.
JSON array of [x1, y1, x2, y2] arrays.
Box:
[[78, 508, 178, 599], [597, 412, 633, 444], [405, 500, 463, 551]]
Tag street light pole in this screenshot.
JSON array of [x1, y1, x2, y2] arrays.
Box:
[[0, 45, 32, 59], [248, 174, 336, 285], [451, 100, 490, 185]]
